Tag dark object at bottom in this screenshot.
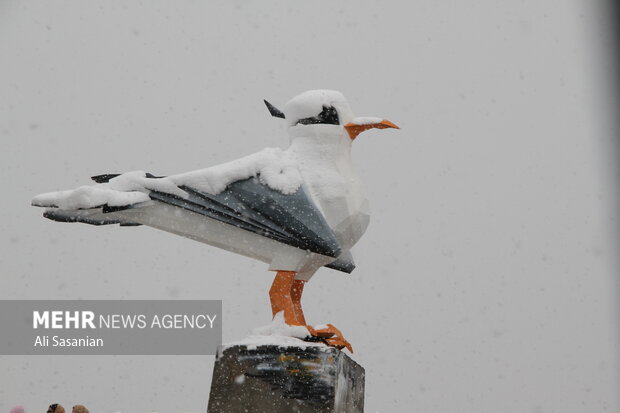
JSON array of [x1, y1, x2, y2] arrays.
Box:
[[207, 344, 365, 413]]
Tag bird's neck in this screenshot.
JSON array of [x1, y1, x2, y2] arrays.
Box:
[[287, 125, 352, 163]]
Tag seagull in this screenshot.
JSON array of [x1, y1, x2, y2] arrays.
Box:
[[32, 90, 399, 351]]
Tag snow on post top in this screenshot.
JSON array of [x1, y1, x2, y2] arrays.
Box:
[[221, 312, 329, 353]]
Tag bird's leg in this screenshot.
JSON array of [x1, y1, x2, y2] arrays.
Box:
[[269, 270, 353, 352], [269, 270, 305, 325], [290, 279, 307, 325]]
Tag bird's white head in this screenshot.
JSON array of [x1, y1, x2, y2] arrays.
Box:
[[264, 89, 399, 141]]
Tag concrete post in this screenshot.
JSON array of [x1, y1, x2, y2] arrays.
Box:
[[207, 344, 365, 413]]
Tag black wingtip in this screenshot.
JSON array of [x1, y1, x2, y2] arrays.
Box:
[[91, 173, 120, 183], [264, 100, 285, 119], [92, 172, 165, 184]]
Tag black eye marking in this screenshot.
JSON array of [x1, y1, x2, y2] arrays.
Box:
[[295, 105, 340, 126]]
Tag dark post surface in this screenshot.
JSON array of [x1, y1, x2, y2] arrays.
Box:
[[207, 344, 365, 413]]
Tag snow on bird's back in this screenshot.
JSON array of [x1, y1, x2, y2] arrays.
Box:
[[172, 147, 302, 195], [32, 148, 303, 210]]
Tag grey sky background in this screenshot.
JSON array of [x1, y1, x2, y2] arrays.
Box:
[[1, 1, 618, 412]]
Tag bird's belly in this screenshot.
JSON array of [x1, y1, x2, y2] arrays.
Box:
[[113, 202, 335, 277]]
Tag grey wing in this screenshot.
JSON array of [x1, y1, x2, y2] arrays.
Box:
[[148, 176, 343, 260], [42, 174, 352, 273], [324, 250, 355, 273]]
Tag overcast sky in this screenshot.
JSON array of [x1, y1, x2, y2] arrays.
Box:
[[1, 1, 618, 412]]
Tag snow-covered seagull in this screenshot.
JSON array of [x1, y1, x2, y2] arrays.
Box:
[[32, 90, 399, 351]]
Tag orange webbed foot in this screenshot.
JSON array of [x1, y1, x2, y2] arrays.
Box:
[[306, 323, 353, 353]]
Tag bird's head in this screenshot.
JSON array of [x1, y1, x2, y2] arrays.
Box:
[[265, 89, 399, 141]]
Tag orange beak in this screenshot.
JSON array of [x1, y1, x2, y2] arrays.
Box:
[[344, 119, 400, 140]]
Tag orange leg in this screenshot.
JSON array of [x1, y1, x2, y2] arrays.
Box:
[[268, 270, 353, 352], [290, 279, 306, 325], [269, 271, 305, 325]]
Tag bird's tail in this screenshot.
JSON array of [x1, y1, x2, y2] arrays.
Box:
[[41, 207, 142, 226], [32, 172, 150, 227]]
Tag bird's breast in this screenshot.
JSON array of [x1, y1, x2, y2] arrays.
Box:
[[287, 129, 370, 249], [298, 161, 369, 250]]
